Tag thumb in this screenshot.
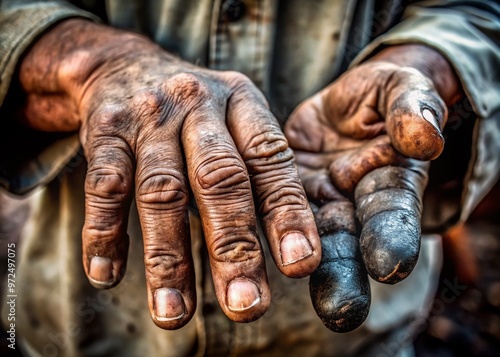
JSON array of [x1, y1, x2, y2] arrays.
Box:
[[385, 68, 447, 161]]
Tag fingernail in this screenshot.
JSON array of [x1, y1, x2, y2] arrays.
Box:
[[154, 288, 186, 321], [89, 256, 114, 286], [280, 232, 313, 266], [227, 279, 261, 312], [421, 108, 440, 131]]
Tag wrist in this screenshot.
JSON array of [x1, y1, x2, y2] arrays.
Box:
[[368, 44, 464, 106]]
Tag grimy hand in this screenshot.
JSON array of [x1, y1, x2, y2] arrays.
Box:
[[18, 19, 321, 329], [285, 45, 463, 332]]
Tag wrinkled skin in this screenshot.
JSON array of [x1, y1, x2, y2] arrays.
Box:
[[17, 16, 463, 333], [18, 19, 322, 328], [285, 51, 462, 332]]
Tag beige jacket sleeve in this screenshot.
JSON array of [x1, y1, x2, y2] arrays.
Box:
[[0, 0, 98, 194], [0, 0, 99, 105]]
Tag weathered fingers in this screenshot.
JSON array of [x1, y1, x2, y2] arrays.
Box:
[[135, 137, 195, 329], [82, 110, 135, 290], [82, 101, 198, 329], [81, 70, 323, 327], [180, 76, 271, 322], [328, 135, 404, 193], [225, 72, 321, 279]]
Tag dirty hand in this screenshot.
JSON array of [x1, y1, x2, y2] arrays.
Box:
[[285, 45, 462, 332], [18, 19, 321, 329]]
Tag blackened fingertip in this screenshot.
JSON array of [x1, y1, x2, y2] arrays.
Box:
[[360, 210, 420, 284], [310, 233, 370, 333]]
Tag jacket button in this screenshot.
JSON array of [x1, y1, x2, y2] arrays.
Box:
[[221, 0, 246, 22]]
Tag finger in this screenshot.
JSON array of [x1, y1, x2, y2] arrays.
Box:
[[294, 136, 405, 195], [135, 124, 195, 329], [307, 176, 370, 332], [385, 68, 447, 161], [329, 135, 404, 193], [82, 119, 134, 289], [310, 232, 371, 333], [355, 161, 429, 284], [225, 73, 321, 278], [180, 76, 270, 322]]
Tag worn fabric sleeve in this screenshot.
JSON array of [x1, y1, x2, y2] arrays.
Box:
[[352, 0, 500, 224], [0, 0, 98, 194]]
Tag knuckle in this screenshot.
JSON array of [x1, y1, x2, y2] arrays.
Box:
[[242, 135, 308, 214], [136, 171, 188, 208], [85, 169, 130, 202], [167, 72, 210, 104], [144, 249, 188, 280], [195, 152, 249, 192], [83, 224, 121, 243], [244, 132, 291, 163], [224, 71, 268, 107], [258, 178, 308, 215], [210, 230, 261, 263], [83, 212, 129, 245]]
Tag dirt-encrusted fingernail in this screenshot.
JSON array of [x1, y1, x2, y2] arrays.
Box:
[[89, 256, 114, 287], [227, 279, 261, 312], [280, 232, 313, 266], [154, 288, 186, 321]]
